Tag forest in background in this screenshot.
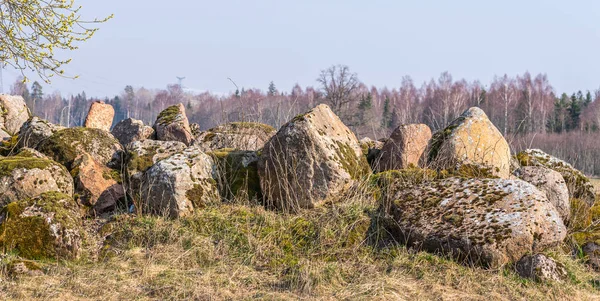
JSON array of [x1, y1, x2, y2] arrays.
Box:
[[8, 65, 600, 176]]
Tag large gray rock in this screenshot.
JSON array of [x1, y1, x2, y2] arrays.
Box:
[[0, 192, 82, 259], [0, 155, 74, 208], [194, 122, 276, 151], [111, 118, 155, 146], [258, 104, 371, 212], [428, 107, 511, 179], [516, 254, 567, 282], [382, 177, 567, 268], [154, 104, 193, 146], [516, 149, 596, 206], [141, 146, 219, 218], [376, 124, 431, 172], [514, 166, 570, 222], [0, 94, 30, 135], [18, 117, 64, 149]]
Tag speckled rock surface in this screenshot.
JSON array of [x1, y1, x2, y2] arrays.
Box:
[[0, 192, 82, 259], [141, 146, 219, 218], [514, 166, 570, 222], [428, 107, 511, 179], [516, 149, 595, 206], [258, 104, 371, 212], [111, 118, 155, 146], [84, 101, 115, 132], [0, 155, 74, 208], [516, 254, 567, 282], [376, 124, 431, 172], [194, 122, 275, 151], [153, 103, 193, 146], [0, 94, 30, 135], [72, 153, 124, 215], [383, 177, 567, 268], [17, 117, 64, 149]]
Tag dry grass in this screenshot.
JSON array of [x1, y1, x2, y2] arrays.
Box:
[[1, 183, 600, 300], [590, 178, 600, 195]]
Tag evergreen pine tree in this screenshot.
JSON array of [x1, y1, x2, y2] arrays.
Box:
[[267, 81, 277, 96], [568, 93, 582, 131], [381, 96, 391, 128]]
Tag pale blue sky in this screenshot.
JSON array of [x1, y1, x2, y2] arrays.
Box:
[[3, 0, 600, 97]]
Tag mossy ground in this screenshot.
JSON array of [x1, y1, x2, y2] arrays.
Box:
[[1, 191, 599, 300]]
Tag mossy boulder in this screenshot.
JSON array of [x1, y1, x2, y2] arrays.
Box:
[[111, 118, 155, 146], [209, 149, 262, 202], [382, 177, 567, 268], [141, 146, 219, 218], [375, 124, 431, 172], [15, 147, 50, 159], [513, 166, 570, 223], [0, 192, 82, 260], [125, 139, 187, 199], [516, 149, 595, 206], [17, 117, 64, 149], [153, 103, 193, 146], [37, 127, 124, 170], [0, 94, 31, 135], [427, 107, 511, 179], [258, 104, 371, 212], [195, 122, 276, 151], [0, 156, 73, 208]]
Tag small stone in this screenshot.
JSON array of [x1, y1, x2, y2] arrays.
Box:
[[516, 254, 567, 282]]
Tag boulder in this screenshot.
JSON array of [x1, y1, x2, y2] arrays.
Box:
[[516, 149, 596, 206], [209, 149, 261, 202], [154, 103, 193, 146], [72, 153, 124, 215], [0, 156, 74, 208], [259, 104, 371, 212], [513, 166, 570, 222], [376, 124, 432, 172], [37, 127, 124, 170], [382, 177, 567, 268], [0, 192, 82, 259], [515, 254, 567, 282], [17, 117, 64, 149], [359, 137, 385, 168], [84, 101, 115, 132], [0, 94, 30, 135], [15, 147, 50, 159], [111, 118, 155, 146], [195, 122, 276, 151], [141, 146, 219, 218], [428, 107, 511, 179]]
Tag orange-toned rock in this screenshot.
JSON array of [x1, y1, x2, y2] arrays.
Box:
[[84, 101, 115, 132], [376, 124, 431, 172], [72, 153, 124, 214], [427, 107, 511, 178]]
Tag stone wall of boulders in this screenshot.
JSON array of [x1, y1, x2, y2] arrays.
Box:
[[0, 93, 599, 280]]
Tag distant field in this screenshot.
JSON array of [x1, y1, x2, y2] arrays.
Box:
[[590, 178, 600, 195]]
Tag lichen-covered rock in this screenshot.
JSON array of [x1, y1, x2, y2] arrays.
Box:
[[0, 94, 30, 135], [15, 147, 50, 159], [376, 124, 432, 172], [154, 103, 193, 146], [513, 166, 570, 222], [84, 101, 115, 132], [190, 123, 201, 137], [515, 254, 567, 282], [359, 137, 385, 168], [0, 156, 73, 208], [37, 127, 124, 170], [259, 104, 371, 212], [428, 107, 511, 179], [141, 146, 219, 218], [516, 149, 595, 206], [0, 192, 82, 259], [125, 140, 187, 199], [111, 118, 155, 146], [17, 117, 64, 149], [382, 177, 567, 268], [195, 122, 276, 151], [72, 153, 124, 215], [209, 149, 261, 202]]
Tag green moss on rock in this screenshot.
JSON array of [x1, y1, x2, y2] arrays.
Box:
[[208, 149, 262, 202], [0, 157, 53, 178], [156, 105, 182, 125]]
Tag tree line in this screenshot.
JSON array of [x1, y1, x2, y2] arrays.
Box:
[[9, 65, 600, 175]]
